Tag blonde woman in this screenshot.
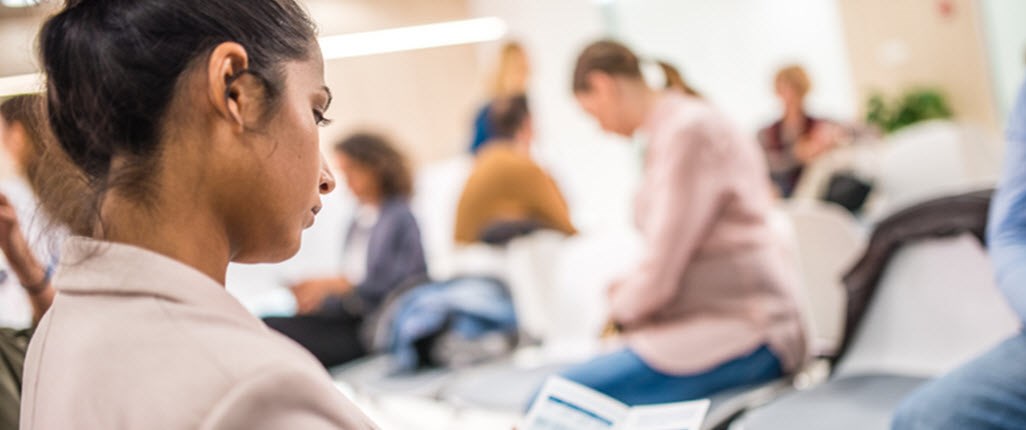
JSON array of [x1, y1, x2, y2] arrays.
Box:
[[470, 41, 531, 154], [758, 65, 839, 198]]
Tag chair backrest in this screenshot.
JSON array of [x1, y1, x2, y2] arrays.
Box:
[[870, 120, 1002, 218], [548, 230, 643, 345], [781, 201, 866, 356], [835, 234, 1020, 378], [504, 229, 643, 360], [503, 231, 575, 344], [411, 156, 474, 280]]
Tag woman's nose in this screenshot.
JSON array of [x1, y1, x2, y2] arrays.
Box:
[[318, 154, 336, 194]]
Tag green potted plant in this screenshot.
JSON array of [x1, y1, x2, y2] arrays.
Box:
[[866, 88, 953, 134]]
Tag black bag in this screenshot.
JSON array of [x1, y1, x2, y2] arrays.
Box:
[[823, 172, 872, 214]]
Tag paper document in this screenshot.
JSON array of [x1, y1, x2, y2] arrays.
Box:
[[522, 377, 710, 430]]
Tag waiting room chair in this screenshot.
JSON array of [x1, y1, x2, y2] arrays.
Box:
[[731, 234, 1020, 429], [781, 200, 866, 356], [866, 120, 1002, 219]]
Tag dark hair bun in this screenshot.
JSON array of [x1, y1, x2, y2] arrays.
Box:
[[39, 0, 316, 179]]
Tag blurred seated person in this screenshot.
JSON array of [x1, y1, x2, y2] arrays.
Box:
[[265, 133, 428, 368], [891, 79, 1026, 430], [540, 39, 807, 406], [1, 95, 66, 329], [454, 94, 577, 245], [758, 65, 842, 198], [0, 192, 55, 429], [0, 94, 64, 429]]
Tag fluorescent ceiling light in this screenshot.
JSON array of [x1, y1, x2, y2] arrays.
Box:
[[0, 73, 42, 97], [0, 17, 507, 97], [1, 0, 38, 7], [319, 16, 507, 60]]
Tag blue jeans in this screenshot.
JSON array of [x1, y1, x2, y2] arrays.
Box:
[[554, 345, 783, 406], [892, 331, 1026, 430]]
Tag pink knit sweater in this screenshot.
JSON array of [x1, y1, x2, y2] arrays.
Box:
[[611, 93, 808, 375]]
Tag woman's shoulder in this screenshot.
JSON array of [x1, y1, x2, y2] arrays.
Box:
[[649, 100, 748, 163], [656, 96, 726, 135], [92, 292, 328, 384], [201, 359, 375, 429], [179, 314, 323, 373], [379, 198, 416, 221], [187, 328, 375, 428]]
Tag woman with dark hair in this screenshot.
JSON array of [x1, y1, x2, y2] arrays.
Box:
[[265, 132, 428, 368], [469, 41, 531, 154], [550, 40, 807, 405], [21, 0, 376, 428]]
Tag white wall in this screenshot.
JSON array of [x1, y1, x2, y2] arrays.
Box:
[[469, 0, 640, 233], [614, 0, 858, 134], [467, 0, 858, 234], [839, 0, 1000, 134], [980, 0, 1026, 125], [305, 0, 481, 165], [0, 12, 49, 77]]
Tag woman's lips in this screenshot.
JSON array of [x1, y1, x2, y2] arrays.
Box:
[[305, 205, 322, 228]]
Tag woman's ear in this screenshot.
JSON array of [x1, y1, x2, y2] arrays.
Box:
[[206, 42, 258, 133]]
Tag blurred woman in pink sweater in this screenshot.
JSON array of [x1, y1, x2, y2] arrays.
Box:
[[558, 40, 807, 405]]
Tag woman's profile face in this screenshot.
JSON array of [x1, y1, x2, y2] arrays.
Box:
[[576, 76, 634, 138], [775, 80, 801, 107], [0, 116, 26, 172], [226, 46, 336, 263]]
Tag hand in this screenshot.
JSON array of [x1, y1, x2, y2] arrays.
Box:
[[0, 192, 53, 322], [0, 192, 36, 274], [603, 280, 625, 339], [600, 318, 621, 339], [0, 192, 19, 251], [795, 122, 840, 163], [291, 277, 352, 315]]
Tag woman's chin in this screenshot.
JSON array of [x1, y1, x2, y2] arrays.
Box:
[[231, 235, 302, 264]]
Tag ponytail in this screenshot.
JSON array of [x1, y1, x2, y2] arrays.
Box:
[[655, 60, 701, 97]]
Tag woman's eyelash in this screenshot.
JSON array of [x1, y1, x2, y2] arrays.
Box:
[[314, 110, 333, 127]]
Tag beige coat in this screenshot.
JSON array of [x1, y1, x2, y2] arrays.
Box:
[[20, 237, 377, 429], [612, 93, 807, 375]]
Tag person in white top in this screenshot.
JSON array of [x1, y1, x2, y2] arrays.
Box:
[[21, 0, 377, 428], [0, 95, 61, 330], [0, 93, 59, 430], [265, 133, 428, 368]]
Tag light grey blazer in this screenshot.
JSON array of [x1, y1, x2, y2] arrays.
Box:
[[20, 237, 377, 429]]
